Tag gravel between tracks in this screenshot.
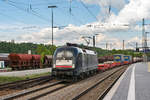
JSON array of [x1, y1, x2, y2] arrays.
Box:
[[0, 79, 57, 98], [78, 66, 127, 100], [13, 84, 65, 100], [36, 66, 125, 100]]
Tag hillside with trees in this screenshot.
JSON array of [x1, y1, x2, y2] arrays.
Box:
[[0, 41, 143, 58], [0, 41, 56, 55]]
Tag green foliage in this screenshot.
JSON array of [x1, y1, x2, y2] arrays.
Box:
[[80, 45, 143, 58], [0, 41, 143, 58], [36, 44, 56, 63], [0, 41, 56, 55], [0, 42, 38, 54]]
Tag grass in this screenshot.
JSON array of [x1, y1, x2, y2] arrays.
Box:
[[0, 72, 51, 84]]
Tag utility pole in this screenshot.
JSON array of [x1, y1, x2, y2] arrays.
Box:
[[94, 34, 98, 47], [93, 36, 95, 47], [142, 18, 147, 62], [135, 42, 139, 52], [48, 5, 57, 46], [142, 18, 146, 52], [106, 42, 108, 50], [136, 42, 138, 48], [123, 40, 125, 50]]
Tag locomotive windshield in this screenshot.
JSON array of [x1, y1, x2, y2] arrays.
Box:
[[54, 48, 77, 60], [56, 50, 73, 60], [53, 47, 78, 68]]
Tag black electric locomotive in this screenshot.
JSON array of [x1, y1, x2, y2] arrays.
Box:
[[52, 43, 98, 80]]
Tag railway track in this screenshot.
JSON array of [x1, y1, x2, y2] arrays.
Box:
[[0, 75, 52, 90], [1, 65, 128, 100], [2, 81, 71, 100], [72, 66, 127, 100], [0, 75, 54, 97], [96, 69, 125, 100]]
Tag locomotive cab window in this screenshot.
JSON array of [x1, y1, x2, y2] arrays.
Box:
[[53, 47, 78, 68], [56, 50, 73, 60]]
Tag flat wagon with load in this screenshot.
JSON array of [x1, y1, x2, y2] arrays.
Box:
[[123, 55, 132, 64], [113, 54, 124, 66]]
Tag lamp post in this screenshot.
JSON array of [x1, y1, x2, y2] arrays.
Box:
[[48, 5, 57, 46], [94, 34, 98, 47]]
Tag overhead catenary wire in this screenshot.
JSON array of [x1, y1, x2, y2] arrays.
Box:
[[2, 0, 50, 23], [0, 0, 140, 48], [58, 8, 94, 43], [0, 11, 26, 24], [56, 3, 100, 46], [79, 0, 99, 22]]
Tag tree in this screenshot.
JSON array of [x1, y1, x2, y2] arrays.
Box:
[[36, 44, 57, 63]]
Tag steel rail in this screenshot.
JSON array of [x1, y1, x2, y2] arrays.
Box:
[[96, 68, 125, 100], [28, 83, 71, 100], [2, 81, 63, 100], [0, 75, 52, 90], [72, 66, 127, 100]]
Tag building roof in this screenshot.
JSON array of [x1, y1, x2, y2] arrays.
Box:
[[0, 53, 9, 58]]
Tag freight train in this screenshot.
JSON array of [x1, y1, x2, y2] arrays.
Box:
[[97, 54, 142, 71], [52, 44, 143, 81], [0, 45, 142, 71]]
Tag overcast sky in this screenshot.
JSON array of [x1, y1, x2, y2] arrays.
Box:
[[0, 0, 150, 49]]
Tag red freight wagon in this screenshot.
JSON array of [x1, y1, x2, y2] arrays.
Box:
[[98, 64, 107, 71], [9, 53, 33, 70], [104, 61, 113, 69], [32, 55, 41, 68], [9, 53, 41, 70]]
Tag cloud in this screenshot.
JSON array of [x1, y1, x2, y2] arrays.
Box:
[[123, 36, 141, 49], [127, 36, 141, 43], [83, 0, 150, 28], [4, 0, 150, 50], [81, 0, 126, 21], [17, 24, 109, 47], [17, 25, 80, 44], [16, 22, 135, 50], [108, 0, 150, 24], [81, 0, 126, 10]]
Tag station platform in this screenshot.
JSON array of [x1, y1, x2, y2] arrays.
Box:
[[0, 68, 51, 77], [104, 62, 150, 100]]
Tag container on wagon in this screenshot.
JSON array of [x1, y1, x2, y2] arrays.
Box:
[[113, 54, 124, 66], [123, 55, 132, 64]]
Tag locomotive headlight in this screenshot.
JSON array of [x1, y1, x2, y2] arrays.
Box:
[[72, 64, 75, 68], [53, 64, 56, 68]]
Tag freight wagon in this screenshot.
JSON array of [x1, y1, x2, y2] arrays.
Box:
[[123, 55, 132, 64], [9, 53, 41, 70], [113, 54, 124, 66]]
